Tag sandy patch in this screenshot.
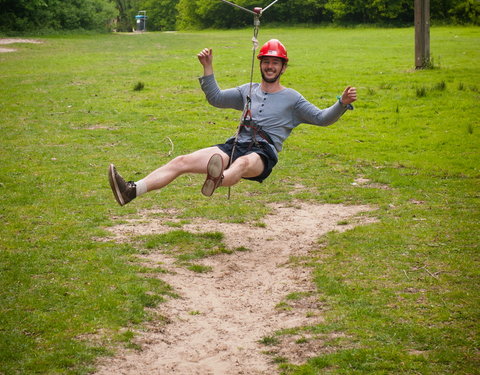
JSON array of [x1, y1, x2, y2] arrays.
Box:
[[0, 38, 43, 45], [0, 38, 43, 53], [352, 176, 391, 190], [95, 201, 376, 375]]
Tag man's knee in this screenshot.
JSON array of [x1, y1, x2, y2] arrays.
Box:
[[168, 154, 192, 171], [233, 153, 264, 177], [234, 155, 250, 170]]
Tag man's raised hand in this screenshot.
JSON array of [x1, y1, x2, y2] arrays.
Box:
[[341, 86, 357, 106], [197, 48, 213, 76]]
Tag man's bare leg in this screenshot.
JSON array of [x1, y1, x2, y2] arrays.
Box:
[[141, 147, 230, 192], [109, 148, 265, 205], [221, 153, 265, 187], [143, 149, 264, 191]]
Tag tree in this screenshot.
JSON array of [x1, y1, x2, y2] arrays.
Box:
[[175, 0, 332, 30], [449, 0, 480, 24], [113, 0, 141, 31], [139, 0, 179, 31], [0, 0, 118, 32], [55, 0, 118, 30], [176, 0, 203, 29], [1, 0, 476, 33], [263, 0, 330, 24], [325, 0, 413, 24]]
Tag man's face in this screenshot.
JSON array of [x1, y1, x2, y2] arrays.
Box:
[[260, 57, 286, 83]]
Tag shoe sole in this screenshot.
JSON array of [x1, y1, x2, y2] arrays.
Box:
[[108, 164, 125, 206], [201, 154, 223, 197]]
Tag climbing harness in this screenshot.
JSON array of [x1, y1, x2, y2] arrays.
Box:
[[218, 0, 280, 198]]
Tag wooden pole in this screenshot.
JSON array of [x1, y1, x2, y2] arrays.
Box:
[[415, 0, 430, 69]]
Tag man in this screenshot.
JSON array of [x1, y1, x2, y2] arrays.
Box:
[[108, 39, 357, 206]]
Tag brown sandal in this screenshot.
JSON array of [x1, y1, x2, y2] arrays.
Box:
[[201, 154, 224, 197]]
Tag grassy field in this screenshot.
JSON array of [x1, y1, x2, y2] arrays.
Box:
[[0, 26, 479, 374]]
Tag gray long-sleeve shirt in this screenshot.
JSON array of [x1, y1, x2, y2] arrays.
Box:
[[199, 74, 349, 154]]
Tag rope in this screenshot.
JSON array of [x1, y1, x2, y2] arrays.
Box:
[[227, 14, 261, 199], [218, 0, 281, 198], [249, 16, 260, 99]]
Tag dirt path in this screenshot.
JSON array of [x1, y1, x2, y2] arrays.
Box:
[[95, 201, 375, 375]]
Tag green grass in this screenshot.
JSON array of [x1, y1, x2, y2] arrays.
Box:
[[139, 230, 231, 271], [0, 26, 479, 374]]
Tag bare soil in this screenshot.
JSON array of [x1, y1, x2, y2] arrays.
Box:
[[0, 38, 43, 53], [95, 200, 376, 375]]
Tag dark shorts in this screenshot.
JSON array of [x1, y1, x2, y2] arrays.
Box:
[[214, 139, 278, 183]]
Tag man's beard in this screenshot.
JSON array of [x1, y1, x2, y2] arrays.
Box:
[[261, 69, 283, 83]]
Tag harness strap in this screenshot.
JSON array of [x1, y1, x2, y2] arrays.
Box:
[[239, 122, 274, 146]]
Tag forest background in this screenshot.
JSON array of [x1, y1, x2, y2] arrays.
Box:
[[0, 0, 479, 34]]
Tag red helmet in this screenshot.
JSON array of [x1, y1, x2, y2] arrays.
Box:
[[257, 39, 288, 62]]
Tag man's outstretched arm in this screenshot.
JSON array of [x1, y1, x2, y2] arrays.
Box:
[[197, 47, 244, 111]]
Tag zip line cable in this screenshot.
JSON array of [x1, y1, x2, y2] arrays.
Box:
[[218, 0, 279, 15], [218, 0, 258, 15], [217, 0, 280, 199], [260, 0, 279, 13]]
